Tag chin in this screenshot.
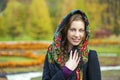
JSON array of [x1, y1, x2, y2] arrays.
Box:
[[72, 43, 80, 46]]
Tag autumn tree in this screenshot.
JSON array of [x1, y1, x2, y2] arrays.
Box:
[[0, 0, 8, 12], [0, 16, 7, 37], [27, 0, 53, 40], [85, 0, 107, 38], [60, 0, 76, 17], [45, 0, 62, 31], [2, 0, 23, 40], [46, 0, 77, 32], [76, 0, 86, 11], [99, 0, 120, 36]]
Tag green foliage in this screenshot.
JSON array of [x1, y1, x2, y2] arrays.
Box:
[[0, 56, 34, 62], [0, 16, 7, 37], [0, 0, 120, 41], [27, 0, 53, 40], [85, 0, 107, 37], [46, 0, 62, 31], [0, 0, 8, 12], [46, 0, 77, 31], [90, 45, 120, 55], [76, 0, 86, 11], [100, 0, 120, 36], [60, 0, 76, 17], [1, 0, 23, 40]]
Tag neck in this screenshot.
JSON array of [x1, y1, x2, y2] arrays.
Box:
[[68, 44, 73, 53]]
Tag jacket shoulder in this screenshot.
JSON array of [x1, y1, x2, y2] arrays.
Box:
[[88, 50, 98, 58], [87, 50, 101, 80]]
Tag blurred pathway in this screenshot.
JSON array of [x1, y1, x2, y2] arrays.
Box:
[[6, 72, 42, 80], [5, 66, 120, 80], [101, 66, 120, 71]]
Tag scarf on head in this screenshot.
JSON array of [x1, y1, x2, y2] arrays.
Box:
[[47, 10, 90, 80]]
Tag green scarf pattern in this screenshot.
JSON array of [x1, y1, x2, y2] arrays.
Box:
[[47, 10, 90, 80]]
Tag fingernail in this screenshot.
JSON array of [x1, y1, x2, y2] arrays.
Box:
[[75, 49, 77, 52]]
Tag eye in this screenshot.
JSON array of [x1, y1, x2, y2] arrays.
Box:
[[70, 28, 76, 32], [79, 29, 85, 33]]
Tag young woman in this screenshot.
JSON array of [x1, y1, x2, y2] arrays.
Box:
[[42, 10, 101, 80]]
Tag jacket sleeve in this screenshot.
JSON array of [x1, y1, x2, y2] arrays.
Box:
[[88, 50, 101, 80], [42, 53, 65, 80]]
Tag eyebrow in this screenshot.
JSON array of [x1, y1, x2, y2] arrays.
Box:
[[70, 27, 85, 30]]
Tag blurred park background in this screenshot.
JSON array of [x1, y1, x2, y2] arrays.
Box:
[[0, 0, 120, 80]]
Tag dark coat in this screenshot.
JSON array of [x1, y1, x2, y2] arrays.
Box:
[[42, 50, 101, 80]]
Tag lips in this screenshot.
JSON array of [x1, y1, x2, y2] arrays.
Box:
[[72, 39, 80, 43]]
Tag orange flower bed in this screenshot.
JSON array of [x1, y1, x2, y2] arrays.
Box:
[[0, 42, 50, 50], [0, 51, 45, 68], [90, 39, 120, 45], [0, 42, 50, 68]]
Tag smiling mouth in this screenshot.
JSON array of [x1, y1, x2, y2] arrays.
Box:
[[73, 39, 80, 42]]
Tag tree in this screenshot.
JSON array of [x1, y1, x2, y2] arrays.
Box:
[[27, 0, 53, 40], [99, 0, 120, 36], [76, 0, 86, 11], [46, 0, 62, 31], [85, 0, 107, 38], [2, 0, 23, 40], [60, 0, 77, 17], [0, 16, 7, 37], [0, 0, 8, 12], [46, 0, 77, 32]]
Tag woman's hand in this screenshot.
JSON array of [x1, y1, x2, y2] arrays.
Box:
[[65, 50, 80, 71]]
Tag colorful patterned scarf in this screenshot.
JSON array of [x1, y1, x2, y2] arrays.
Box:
[[47, 10, 90, 80]]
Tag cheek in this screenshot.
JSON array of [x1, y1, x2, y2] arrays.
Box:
[[82, 33, 86, 40], [67, 31, 72, 40], [82, 33, 85, 37], [67, 32, 70, 40]]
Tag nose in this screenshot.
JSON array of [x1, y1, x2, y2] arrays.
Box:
[[74, 31, 80, 37]]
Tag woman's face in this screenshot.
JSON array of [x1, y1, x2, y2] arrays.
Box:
[[67, 20, 85, 48]]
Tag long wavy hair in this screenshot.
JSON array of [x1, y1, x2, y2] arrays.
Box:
[[59, 13, 87, 66]]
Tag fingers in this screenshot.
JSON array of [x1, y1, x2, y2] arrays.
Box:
[[72, 50, 77, 59], [70, 50, 73, 59], [70, 49, 80, 63], [74, 51, 80, 65], [66, 50, 81, 71]]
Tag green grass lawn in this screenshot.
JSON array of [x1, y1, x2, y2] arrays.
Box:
[[0, 51, 120, 80], [32, 77, 42, 80], [1, 70, 120, 80], [31, 70, 120, 80], [0, 36, 120, 80], [0, 56, 34, 62], [0, 65, 43, 74], [0, 35, 53, 41], [90, 45, 120, 56], [102, 70, 120, 80]]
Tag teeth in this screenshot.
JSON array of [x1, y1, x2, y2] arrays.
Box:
[[74, 40, 78, 41], [73, 40, 79, 41]]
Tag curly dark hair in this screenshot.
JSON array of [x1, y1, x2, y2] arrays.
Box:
[[59, 13, 86, 63]]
